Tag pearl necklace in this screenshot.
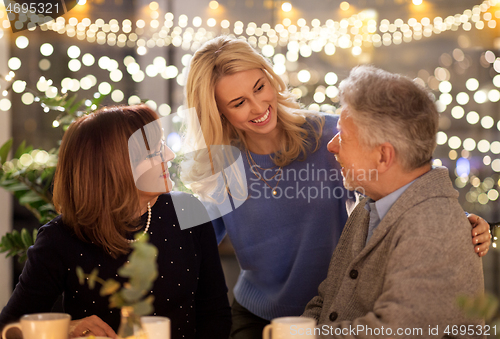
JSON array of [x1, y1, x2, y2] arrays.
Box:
[[127, 202, 151, 243]]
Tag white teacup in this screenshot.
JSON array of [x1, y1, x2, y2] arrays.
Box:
[[141, 316, 170, 339], [1, 313, 71, 339], [263, 316, 316, 339]]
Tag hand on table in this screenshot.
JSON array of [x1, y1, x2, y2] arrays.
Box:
[[468, 213, 491, 257], [69, 315, 117, 338]]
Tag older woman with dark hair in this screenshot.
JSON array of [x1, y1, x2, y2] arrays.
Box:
[[0, 104, 231, 339]]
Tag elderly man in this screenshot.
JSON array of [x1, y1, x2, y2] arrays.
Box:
[[302, 65, 485, 338]]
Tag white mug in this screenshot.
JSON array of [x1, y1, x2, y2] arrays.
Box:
[[141, 316, 170, 339], [1, 313, 71, 339], [263, 316, 317, 339]]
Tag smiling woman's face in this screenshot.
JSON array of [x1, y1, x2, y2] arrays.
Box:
[[215, 69, 279, 142]]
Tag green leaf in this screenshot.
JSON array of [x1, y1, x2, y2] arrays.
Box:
[[3, 183, 29, 192], [0, 234, 12, 247], [88, 268, 99, 290], [58, 115, 75, 125], [38, 203, 56, 212], [19, 191, 43, 204], [132, 296, 155, 316], [108, 292, 125, 309], [76, 267, 85, 285], [39, 211, 57, 225], [90, 93, 108, 108], [8, 230, 24, 248], [32, 228, 38, 243], [40, 167, 56, 181], [68, 98, 86, 115], [0, 138, 13, 164], [0, 235, 13, 253], [121, 286, 144, 303], [14, 140, 27, 159], [39, 94, 70, 109], [20, 228, 32, 248], [0, 179, 17, 186], [457, 293, 499, 321], [100, 279, 121, 296], [62, 94, 77, 109]]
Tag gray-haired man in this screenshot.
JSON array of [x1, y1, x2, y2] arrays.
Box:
[[303, 65, 485, 338]]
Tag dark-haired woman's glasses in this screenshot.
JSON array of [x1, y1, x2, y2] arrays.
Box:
[[145, 139, 167, 163]]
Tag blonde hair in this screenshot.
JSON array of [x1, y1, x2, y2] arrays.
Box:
[[182, 36, 324, 192], [53, 104, 159, 258], [340, 65, 438, 171]]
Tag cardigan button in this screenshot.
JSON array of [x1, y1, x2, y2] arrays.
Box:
[[349, 269, 358, 279], [329, 312, 338, 322]]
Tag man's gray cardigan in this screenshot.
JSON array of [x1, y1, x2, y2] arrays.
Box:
[[303, 167, 485, 338]]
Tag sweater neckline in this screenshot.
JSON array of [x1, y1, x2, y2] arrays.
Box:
[[246, 150, 276, 168]]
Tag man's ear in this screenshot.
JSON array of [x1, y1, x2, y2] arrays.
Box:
[[376, 142, 395, 173]]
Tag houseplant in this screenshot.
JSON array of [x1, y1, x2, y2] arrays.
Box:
[[77, 233, 158, 339], [0, 90, 107, 262]]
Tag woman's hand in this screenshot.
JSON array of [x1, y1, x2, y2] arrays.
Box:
[[69, 315, 117, 338], [468, 213, 491, 257]]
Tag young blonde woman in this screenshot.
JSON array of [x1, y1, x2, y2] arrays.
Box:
[[0, 105, 231, 339], [182, 36, 491, 338]]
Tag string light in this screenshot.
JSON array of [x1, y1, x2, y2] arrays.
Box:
[[1, 0, 499, 217], [281, 2, 292, 12], [2, 0, 494, 57], [209, 1, 219, 10]]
